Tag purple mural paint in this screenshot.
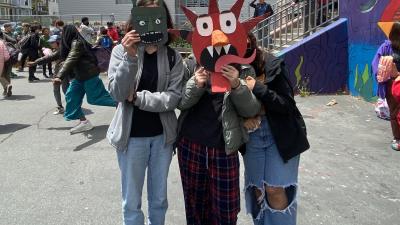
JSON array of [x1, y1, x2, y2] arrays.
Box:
[[341, 0, 389, 44], [280, 19, 349, 94]]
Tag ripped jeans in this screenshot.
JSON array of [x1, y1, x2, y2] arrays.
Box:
[[243, 117, 300, 225]]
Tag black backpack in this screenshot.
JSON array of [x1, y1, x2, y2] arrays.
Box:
[[5, 42, 20, 65], [18, 35, 31, 50]]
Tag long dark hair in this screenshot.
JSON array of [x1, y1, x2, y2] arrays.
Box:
[[60, 24, 92, 60], [125, 0, 175, 45], [390, 22, 400, 51], [246, 32, 266, 77]]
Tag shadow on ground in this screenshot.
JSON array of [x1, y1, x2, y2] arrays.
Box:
[[73, 125, 109, 152], [0, 95, 35, 101], [0, 123, 31, 135]]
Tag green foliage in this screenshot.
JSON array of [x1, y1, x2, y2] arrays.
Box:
[[170, 37, 192, 49]]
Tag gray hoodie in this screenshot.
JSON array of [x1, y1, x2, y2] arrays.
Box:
[[107, 44, 184, 151]]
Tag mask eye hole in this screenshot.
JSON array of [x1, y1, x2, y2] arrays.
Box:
[[155, 19, 161, 25], [196, 16, 213, 37], [220, 12, 237, 34], [139, 20, 146, 26]]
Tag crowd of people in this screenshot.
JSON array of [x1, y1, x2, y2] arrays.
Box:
[[0, 0, 311, 225], [0, 17, 121, 131]]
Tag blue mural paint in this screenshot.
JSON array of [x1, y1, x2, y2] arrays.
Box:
[[348, 44, 379, 101]]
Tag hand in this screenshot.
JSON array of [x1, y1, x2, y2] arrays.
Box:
[[245, 76, 257, 91], [244, 116, 261, 131], [52, 78, 62, 84], [194, 67, 209, 88], [122, 30, 140, 58], [26, 61, 35, 67], [127, 91, 137, 103], [377, 56, 394, 82], [221, 65, 240, 89]]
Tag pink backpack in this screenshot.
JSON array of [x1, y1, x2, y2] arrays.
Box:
[[0, 40, 10, 62]]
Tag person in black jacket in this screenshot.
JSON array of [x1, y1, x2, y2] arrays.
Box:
[[20, 25, 41, 82], [241, 32, 309, 225], [27, 35, 70, 115]]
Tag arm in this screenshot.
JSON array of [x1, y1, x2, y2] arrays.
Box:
[[32, 51, 60, 66], [134, 50, 184, 112], [252, 56, 297, 115], [4, 33, 17, 44], [177, 57, 206, 110], [230, 82, 261, 118], [57, 41, 83, 80], [107, 44, 138, 102], [372, 42, 389, 79]]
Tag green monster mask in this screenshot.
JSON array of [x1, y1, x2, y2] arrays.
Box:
[[131, 0, 168, 46]]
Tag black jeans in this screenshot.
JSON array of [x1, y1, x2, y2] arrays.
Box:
[[43, 62, 53, 76], [27, 52, 39, 80]]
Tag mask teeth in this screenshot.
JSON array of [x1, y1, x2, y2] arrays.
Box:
[[215, 46, 222, 55], [207, 46, 213, 57], [223, 44, 231, 54]]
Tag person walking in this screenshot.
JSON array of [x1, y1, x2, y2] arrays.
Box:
[[79, 17, 95, 44], [372, 22, 400, 151], [241, 32, 309, 225], [96, 27, 114, 51], [250, 0, 273, 47], [58, 25, 116, 134], [19, 25, 41, 82], [0, 38, 11, 97], [18, 23, 31, 72], [28, 35, 69, 115], [106, 22, 120, 43], [107, 1, 183, 224], [40, 27, 53, 78]]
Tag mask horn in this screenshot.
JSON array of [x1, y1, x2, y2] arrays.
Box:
[[242, 13, 272, 32], [231, 0, 244, 18], [208, 0, 220, 14], [181, 5, 198, 26]]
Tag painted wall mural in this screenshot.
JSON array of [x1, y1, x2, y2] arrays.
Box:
[[340, 0, 400, 102], [279, 19, 349, 94]]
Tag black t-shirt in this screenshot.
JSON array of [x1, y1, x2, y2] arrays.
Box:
[[181, 88, 225, 148], [130, 51, 163, 137]]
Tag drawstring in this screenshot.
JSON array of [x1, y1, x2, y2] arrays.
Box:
[[205, 147, 209, 170]]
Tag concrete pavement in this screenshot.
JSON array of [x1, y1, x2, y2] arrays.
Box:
[[0, 70, 399, 225]]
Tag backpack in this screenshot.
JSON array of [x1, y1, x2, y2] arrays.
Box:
[[91, 46, 112, 73], [100, 36, 113, 49], [4, 42, 20, 65], [18, 35, 31, 50]]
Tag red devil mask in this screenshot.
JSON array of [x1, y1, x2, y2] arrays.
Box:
[[171, 0, 269, 92]]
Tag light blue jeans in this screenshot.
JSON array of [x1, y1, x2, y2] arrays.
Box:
[[117, 135, 173, 225], [244, 117, 300, 225]]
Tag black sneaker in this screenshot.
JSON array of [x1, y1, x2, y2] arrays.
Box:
[[43, 74, 49, 78], [33, 77, 40, 81]]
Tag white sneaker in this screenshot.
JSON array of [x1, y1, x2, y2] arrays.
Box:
[[70, 120, 94, 134], [53, 107, 65, 115]]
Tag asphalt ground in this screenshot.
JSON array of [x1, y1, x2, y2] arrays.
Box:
[[0, 70, 399, 225]]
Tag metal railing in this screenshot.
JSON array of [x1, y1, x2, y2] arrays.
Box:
[[253, 0, 340, 51]]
